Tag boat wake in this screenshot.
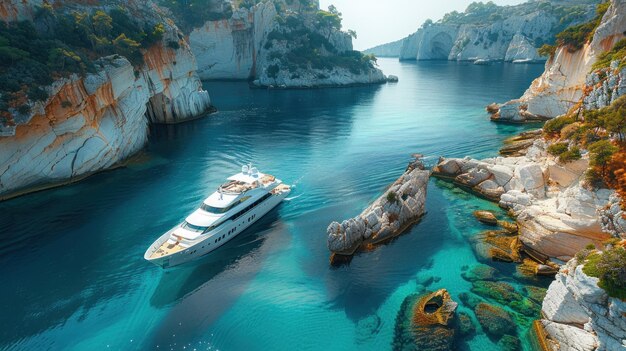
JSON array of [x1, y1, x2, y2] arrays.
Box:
[[285, 193, 303, 201]]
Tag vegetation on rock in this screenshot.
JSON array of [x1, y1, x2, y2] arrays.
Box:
[[0, 4, 166, 120], [554, 1, 610, 52], [592, 38, 626, 70], [579, 243, 626, 299], [158, 0, 233, 33], [263, 3, 377, 78]]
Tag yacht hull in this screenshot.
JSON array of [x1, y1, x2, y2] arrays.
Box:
[[145, 190, 289, 268]]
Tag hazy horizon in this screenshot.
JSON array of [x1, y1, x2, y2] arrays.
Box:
[[319, 0, 528, 50]]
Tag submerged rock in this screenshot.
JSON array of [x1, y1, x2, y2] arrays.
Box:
[[327, 157, 429, 257], [473, 210, 498, 225], [393, 289, 458, 351], [471, 230, 522, 263], [458, 292, 484, 309], [461, 264, 498, 282], [497, 334, 521, 351], [471, 280, 523, 305], [474, 303, 516, 338], [457, 312, 475, 337]]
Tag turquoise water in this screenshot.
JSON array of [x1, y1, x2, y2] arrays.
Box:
[[0, 59, 550, 350]]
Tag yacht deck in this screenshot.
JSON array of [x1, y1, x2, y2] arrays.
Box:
[[150, 241, 186, 259]]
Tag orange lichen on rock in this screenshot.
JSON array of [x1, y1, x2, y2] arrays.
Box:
[[411, 289, 457, 327], [13, 78, 116, 143], [143, 43, 176, 80]]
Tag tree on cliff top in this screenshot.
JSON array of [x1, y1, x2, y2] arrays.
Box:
[[316, 5, 342, 40]]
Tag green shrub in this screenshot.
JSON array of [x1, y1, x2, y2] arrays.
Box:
[[547, 142, 569, 156], [555, 2, 610, 52], [266, 64, 280, 79], [158, 0, 233, 33], [558, 146, 582, 163], [589, 140, 617, 170], [538, 44, 556, 58], [0, 6, 166, 109], [386, 191, 398, 203], [543, 116, 575, 135], [592, 38, 626, 71], [582, 246, 626, 299]]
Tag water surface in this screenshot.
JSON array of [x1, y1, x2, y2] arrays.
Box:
[[0, 59, 549, 350]]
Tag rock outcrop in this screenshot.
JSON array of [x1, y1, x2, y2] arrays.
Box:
[[391, 1, 599, 63], [327, 158, 429, 256], [0, 1, 213, 199], [491, 0, 626, 122], [433, 139, 613, 260], [185, 0, 386, 87], [538, 257, 626, 351], [599, 193, 626, 239]]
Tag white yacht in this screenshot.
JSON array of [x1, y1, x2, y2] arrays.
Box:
[[144, 164, 291, 268]]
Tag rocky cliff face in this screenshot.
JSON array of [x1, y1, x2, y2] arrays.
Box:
[[186, 0, 385, 87], [492, 0, 626, 122], [363, 38, 404, 57], [188, 1, 277, 80], [395, 1, 599, 63], [0, 0, 213, 199], [539, 257, 626, 351]]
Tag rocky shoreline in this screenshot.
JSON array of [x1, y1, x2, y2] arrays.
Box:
[[326, 156, 429, 262]]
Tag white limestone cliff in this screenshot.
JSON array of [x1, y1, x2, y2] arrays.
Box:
[[540, 258, 626, 351], [187, 0, 386, 87], [0, 1, 213, 199], [363, 38, 405, 57], [188, 1, 278, 80], [492, 0, 626, 122], [396, 5, 591, 63]]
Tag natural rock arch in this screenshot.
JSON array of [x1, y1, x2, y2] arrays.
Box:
[[429, 32, 454, 59]]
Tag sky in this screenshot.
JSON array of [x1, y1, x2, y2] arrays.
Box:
[[319, 0, 527, 50]]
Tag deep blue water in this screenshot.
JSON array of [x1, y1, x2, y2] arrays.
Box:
[[0, 59, 549, 350]]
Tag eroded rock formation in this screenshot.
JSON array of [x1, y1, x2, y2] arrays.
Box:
[[327, 157, 429, 256]]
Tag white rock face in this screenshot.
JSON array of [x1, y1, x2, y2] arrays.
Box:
[[188, 0, 384, 87], [505, 33, 544, 62], [599, 193, 626, 239], [540, 258, 626, 351], [327, 160, 429, 254], [363, 38, 405, 57], [584, 61, 626, 111], [433, 140, 614, 259], [0, 3, 213, 198], [493, 0, 626, 121], [396, 7, 579, 62], [189, 1, 278, 80]]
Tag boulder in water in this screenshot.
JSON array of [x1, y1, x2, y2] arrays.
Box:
[[393, 289, 459, 351], [327, 156, 429, 259], [473, 210, 498, 225]]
